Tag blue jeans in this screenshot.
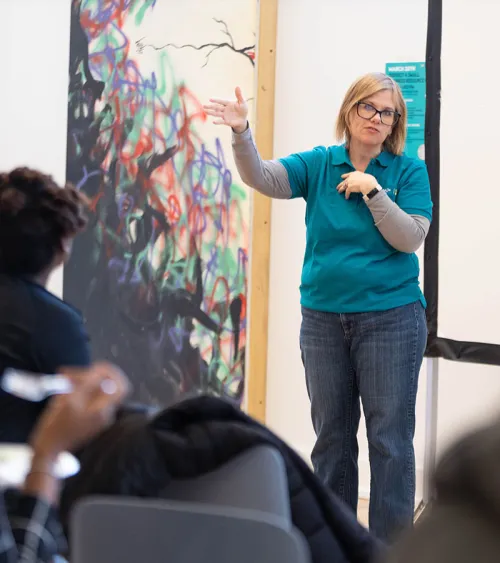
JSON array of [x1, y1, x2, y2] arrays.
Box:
[[300, 301, 427, 542]]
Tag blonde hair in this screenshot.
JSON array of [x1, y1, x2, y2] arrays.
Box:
[[335, 72, 407, 155]]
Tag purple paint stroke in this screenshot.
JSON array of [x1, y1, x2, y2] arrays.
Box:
[[169, 325, 190, 354], [76, 166, 101, 190]]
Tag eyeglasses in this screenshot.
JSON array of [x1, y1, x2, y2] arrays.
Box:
[[356, 102, 401, 126]]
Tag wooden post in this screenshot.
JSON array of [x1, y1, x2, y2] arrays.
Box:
[[246, 0, 278, 422]]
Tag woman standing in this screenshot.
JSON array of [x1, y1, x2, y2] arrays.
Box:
[[204, 73, 432, 541]]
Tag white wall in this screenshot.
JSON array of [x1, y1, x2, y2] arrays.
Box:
[[266, 0, 500, 499], [437, 0, 500, 345], [0, 0, 70, 298]]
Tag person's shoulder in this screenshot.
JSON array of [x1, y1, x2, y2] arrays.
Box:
[[0, 275, 34, 319], [386, 153, 429, 185], [281, 144, 329, 162], [23, 280, 84, 325], [325, 144, 351, 168], [402, 155, 429, 183], [0, 274, 26, 294], [0, 278, 91, 371], [27, 282, 91, 369], [292, 144, 343, 169], [308, 145, 331, 166], [391, 152, 427, 172], [311, 145, 330, 154], [279, 145, 329, 181], [326, 144, 347, 156]]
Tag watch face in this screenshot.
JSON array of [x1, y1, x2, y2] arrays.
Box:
[[364, 185, 381, 201]]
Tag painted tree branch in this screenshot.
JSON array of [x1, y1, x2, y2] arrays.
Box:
[[136, 18, 256, 67]]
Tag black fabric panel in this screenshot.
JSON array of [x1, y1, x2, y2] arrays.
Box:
[[427, 338, 500, 366], [423, 0, 500, 365], [423, 0, 442, 341]]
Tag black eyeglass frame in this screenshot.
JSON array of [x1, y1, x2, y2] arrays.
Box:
[[356, 101, 401, 126]]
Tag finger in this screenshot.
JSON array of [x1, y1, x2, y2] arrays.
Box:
[[92, 362, 130, 398], [235, 86, 245, 104], [88, 368, 129, 412], [341, 173, 350, 179], [59, 366, 87, 378], [203, 103, 224, 112], [59, 368, 98, 394], [213, 119, 226, 125], [59, 369, 86, 386], [67, 362, 125, 401], [203, 108, 222, 117], [208, 98, 230, 106], [89, 391, 122, 414], [89, 391, 125, 417]]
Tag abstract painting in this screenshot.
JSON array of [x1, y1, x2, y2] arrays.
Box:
[[65, 0, 257, 407]]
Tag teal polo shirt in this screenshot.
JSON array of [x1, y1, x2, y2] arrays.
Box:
[[279, 145, 433, 313]]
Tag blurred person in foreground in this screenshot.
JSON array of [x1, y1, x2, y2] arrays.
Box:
[[386, 416, 500, 563], [0, 168, 90, 443], [0, 362, 129, 563]]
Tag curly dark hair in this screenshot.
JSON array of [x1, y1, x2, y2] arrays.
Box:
[[0, 167, 88, 277]]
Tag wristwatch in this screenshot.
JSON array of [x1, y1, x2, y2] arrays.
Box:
[[363, 183, 382, 202]]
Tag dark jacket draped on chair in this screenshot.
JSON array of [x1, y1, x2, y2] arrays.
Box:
[[61, 396, 382, 563]]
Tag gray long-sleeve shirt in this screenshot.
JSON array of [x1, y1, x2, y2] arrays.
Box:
[[232, 126, 430, 254]]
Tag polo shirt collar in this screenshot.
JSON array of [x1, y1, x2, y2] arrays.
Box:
[[331, 145, 352, 166], [331, 144, 392, 168]]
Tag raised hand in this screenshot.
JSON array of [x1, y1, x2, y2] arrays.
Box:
[[22, 362, 129, 506], [29, 362, 130, 460], [203, 87, 248, 134]]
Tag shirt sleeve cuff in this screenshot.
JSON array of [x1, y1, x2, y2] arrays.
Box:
[[365, 189, 389, 207], [231, 123, 253, 144]]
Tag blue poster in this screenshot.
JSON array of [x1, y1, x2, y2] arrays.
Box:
[[385, 62, 426, 161]]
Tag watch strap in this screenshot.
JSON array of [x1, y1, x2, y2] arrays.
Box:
[[363, 183, 382, 202]]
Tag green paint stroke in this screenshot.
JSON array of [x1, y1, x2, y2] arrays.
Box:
[[78, 0, 249, 397]]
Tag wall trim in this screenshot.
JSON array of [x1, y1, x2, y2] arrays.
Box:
[[246, 0, 278, 422]]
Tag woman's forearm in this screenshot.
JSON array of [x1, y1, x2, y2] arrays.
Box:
[[366, 191, 430, 253], [231, 125, 292, 199]]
